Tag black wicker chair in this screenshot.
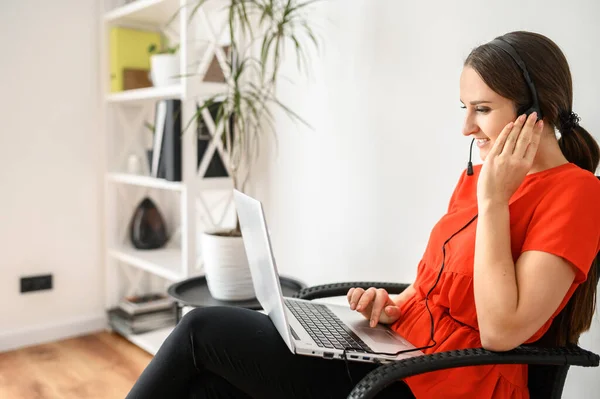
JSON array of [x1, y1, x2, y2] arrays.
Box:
[[294, 256, 600, 399]]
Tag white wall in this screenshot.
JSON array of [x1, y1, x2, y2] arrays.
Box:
[[256, 0, 600, 396], [0, 0, 104, 351]]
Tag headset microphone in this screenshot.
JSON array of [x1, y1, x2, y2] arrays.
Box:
[[467, 138, 475, 176]]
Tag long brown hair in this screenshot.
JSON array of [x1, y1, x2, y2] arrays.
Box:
[[464, 31, 599, 346]]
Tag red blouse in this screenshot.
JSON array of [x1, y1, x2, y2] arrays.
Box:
[[391, 162, 600, 398]]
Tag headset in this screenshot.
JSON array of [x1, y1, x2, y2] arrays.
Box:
[[467, 37, 543, 176]]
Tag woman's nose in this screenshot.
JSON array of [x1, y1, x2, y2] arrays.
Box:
[[462, 116, 479, 137]]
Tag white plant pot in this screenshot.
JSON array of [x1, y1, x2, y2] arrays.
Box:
[[150, 54, 180, 87], [201, 231, 255, 301]]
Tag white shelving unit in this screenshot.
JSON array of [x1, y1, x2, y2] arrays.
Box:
[[126, 326, 174, 355], [104, 0, 181, 26], [100, 0, 235, 355], [108, 246, 184, 281], [106, 84, 183, 103], [107, 172, 184, 191]]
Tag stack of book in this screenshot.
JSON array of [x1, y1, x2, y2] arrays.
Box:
[[108, 293, 177, 336]]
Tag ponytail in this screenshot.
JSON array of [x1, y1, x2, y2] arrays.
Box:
[[543, 259, 598, 346], [542, 111, 600, 347], [557, 111, 600, 173]]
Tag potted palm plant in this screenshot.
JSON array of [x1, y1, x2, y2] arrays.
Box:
[[189, 0, 321, 300]]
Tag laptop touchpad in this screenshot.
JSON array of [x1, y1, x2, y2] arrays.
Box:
[[357, 328, 403, 344]]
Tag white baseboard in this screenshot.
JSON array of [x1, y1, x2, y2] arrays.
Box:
[[0, 313, 108, 353]]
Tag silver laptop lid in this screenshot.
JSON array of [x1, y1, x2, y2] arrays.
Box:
[[233, 190, 295, 353]]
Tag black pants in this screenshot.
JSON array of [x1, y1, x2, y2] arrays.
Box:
[[126, 306, 415, 399]]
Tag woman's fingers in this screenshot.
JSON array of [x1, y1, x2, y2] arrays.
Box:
[[351, 287, 370, 310], [501, 113, 527, 155], [488, 120, 515, 158], [348, 287, 364, 310], [356, 287, 377, 311], [385, 306, 400, 317], [347, 288, 355, 306], [346, 287, 401, 326], [524, 119, 543, 162], [347, 287, 378, 314], [369, 289, 389, 327], [513, 112, 538, 157]]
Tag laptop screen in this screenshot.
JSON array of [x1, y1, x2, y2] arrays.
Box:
[[233, 190, 295, 353]]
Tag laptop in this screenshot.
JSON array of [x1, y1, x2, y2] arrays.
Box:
[[233, 189, 424, 364]]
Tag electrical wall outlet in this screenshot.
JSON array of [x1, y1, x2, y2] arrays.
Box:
[[20, 274, 53, 293]]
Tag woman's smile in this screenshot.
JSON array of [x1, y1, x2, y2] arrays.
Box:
[[475, 137, 491, 148]]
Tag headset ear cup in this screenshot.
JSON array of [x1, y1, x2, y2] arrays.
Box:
[[516, 106, 543, 120], [527, 107, 543, 120]]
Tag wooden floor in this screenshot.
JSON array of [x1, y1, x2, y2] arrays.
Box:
[[0, 331, 153, 399]]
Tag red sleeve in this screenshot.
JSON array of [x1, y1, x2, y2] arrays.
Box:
[[521, 175, 600, 284]]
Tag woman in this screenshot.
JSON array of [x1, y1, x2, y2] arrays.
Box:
[[126, 31, 600, 399]]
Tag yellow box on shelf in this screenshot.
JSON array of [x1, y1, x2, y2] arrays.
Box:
[[110, 27, 161, 92]]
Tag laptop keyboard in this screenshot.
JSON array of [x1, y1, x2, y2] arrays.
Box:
[[284, 300, 372, 352]]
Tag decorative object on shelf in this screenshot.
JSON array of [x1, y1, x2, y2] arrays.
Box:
[[148, 35, 180, 87], [108, 305, 177, 335], [147, 99, 229, 181], [184, 0, 321, 301], [129, 197, 169, 250], [118, 292, 176, 315], [123, 68, 152, 90], [126, 153, 144, 175], [109, 27, 160, 92], [150, 100, 167, 177], [150, 99, 182, 181]]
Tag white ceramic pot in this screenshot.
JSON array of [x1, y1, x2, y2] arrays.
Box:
[[201, 231, 255, 301], [150, 54, 180, 87]]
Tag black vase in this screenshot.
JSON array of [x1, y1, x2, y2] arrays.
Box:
[[129, 197, 169, 250]]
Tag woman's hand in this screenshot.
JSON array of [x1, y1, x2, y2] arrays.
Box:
[[347, 287, 401, 327], [477, 112, 544, 206]]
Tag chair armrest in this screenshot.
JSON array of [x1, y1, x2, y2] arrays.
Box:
[[293, 282, 410, 301], [348, 345, 600, 399]]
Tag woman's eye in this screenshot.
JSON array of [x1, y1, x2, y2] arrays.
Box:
[[460, 105, 489, 113]]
